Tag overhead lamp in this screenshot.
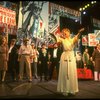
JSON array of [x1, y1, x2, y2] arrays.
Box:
[[87, 4, 90, 7], [75, 19, 78, 22], [91, 1, 94, 4], [83, 11, 86, 15], [79, 8, 82, 11], [94, 1, 97, 3], [83, 7, 85, 10], [85, 5, 88, 8]]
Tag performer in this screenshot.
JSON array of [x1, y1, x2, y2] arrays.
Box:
[[92, 43, 100, 81], [56, 27, 84, 96], [49, 43, 63, 80], [18, 38, 33, 82], [0, 36, 8, 82], [8, 39, 19, 81]]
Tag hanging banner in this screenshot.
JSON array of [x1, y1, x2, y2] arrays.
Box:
[[49, 2, 81, 17], [82, 35, 88, 46], [0, 6, 17, 35], [93, 18, 100, 29], [48, 2, 81, 35]]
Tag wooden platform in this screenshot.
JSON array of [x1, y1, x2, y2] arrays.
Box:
[[0, 79, 100, 99]]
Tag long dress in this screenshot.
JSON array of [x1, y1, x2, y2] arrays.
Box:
[[0, 45, 8, 71], [57, 37, 79, 94]]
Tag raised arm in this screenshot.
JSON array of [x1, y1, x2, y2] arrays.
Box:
[[50, 33, 63, 43], [73, 28, 85, 44]]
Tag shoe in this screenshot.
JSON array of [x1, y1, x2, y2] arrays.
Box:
[[68, 92, 75, 96], [40, 77, 42, 82], [62, 92, 68, 96], [34, 76, 38, 79], [44, 79, 48, 82], [48, 77, 52, 80], [1, 80, 5, 83], [28, 80, 32, 82], [13, 78, 17, 82], [18, 79, 23, 82], [40, 79, 42, 82]]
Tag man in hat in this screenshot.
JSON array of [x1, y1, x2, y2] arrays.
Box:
[[18, 38, 33, 82]]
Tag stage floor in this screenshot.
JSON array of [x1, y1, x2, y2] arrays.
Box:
[[0, 78, 100, 99]]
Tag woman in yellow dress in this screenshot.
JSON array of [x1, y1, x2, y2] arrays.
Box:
[[56, 28, 84, 96]]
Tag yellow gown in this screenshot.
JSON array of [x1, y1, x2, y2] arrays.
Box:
[[57, 37, 79, 94]]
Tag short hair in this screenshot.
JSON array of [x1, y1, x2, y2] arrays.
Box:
[[62, 28, 70, 33], [96, 43, 100, 47], [0, 36, 6, 45], [31, 43, 35, 46], [11, 39, 16, 42], [42, 43, 46, 46]]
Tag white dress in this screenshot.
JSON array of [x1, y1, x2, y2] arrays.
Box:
[[57, 37, 79, 94]]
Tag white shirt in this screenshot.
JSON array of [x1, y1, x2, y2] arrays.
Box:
[[18, 45, 33, 56], [53, 48, 57, 58], [8, 46, 14, 53]]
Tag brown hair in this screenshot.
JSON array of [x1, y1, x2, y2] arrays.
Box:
[[0, 36, 6, 45], [11, 39, 16, 42]]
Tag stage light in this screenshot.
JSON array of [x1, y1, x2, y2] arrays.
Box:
[[94, 1, 97, 3], [79, 8, 82, 11], [75, 19, 78, 22], [83, 7, 85, 10], [83, 11, 86, 15], [85, 5, 88, 8], [79, 1, 97, 15], [87, 4, 90, 7], [91, 1, 94, 4]]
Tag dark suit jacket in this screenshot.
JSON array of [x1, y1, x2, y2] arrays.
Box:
[[49, 47, 63, 62], [92, 49, 100, 71], [8, 45, 18, 69]]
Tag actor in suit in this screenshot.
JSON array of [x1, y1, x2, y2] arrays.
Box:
[[8, 39, 19, 81], [38, 43, 49, 81], [92, 43, 100, 81], [49, 43, 63, 80]]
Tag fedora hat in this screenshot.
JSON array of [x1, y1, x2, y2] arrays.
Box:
[[23, 38, 29, 42]]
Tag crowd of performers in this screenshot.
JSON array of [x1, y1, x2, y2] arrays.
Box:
[[0, 34, 100, 83]]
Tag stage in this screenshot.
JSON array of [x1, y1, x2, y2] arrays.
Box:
[[0, 77, 100, 99]]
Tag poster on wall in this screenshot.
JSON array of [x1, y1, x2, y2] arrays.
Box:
[[0, 6, 17, 35], [48, 3, 60, 35], [82, 35, 88, 46], [88, 33, 99, 47], [95, 30, 100, 41], [17, 1, 49, 46]]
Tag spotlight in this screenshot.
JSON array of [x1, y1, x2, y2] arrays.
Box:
[[79, 8, 82, 11], [91, 1, 94, 4], [87, 4, 90, 7], [94, 1, 97, 3], [85, 5, 88, 8], [83, 11, 86, 15], [75, 19, 78, 22], [83, 7, 85, 10]]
